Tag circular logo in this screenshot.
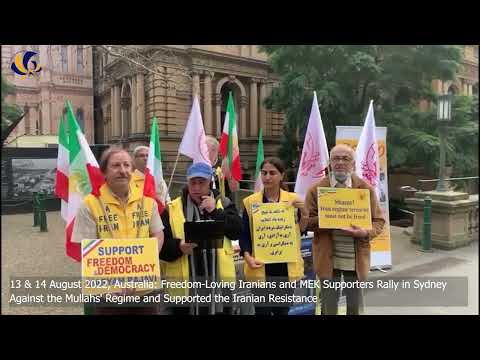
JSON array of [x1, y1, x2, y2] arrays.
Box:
[[10, 51, 42, 77]]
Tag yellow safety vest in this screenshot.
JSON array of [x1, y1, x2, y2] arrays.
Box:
[[83, 181, 157, 295], [242, 190, 304, 282], [160, 196, 237, 296], [215, 166, 225, 199], [132, 169, 145, 190]]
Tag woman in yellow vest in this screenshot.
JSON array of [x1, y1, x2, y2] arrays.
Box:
[[72, 147, 165, 315], [241, 157, 308, 315]]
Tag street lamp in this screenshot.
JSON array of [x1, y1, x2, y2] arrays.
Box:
[[435, 93, 453, 192]]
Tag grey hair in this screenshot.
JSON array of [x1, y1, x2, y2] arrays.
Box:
[[330, 144, 356, 160], [205, 135, 219, 149], [133, 145, 149, 157], [99, 146, 132, 173]]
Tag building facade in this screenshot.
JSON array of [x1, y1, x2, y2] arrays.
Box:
[[1, 45, 94, 147], [93, 45, 284, 178], [433, 45, 478, 95]]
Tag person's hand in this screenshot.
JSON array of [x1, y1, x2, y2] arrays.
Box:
[[299, 213, 309, 232], [180, 239, 197, 255], [290, 198, 308, 216], [290, 198, 305, 209], [199, 195, 216, 213], [339, 224, 369, 239], [244, 254, 263, 269]]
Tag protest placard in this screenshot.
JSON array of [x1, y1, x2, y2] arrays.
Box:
[[81, 238, 160, 295], [252, 202, 297, 264], [317, 187, 372, 230]]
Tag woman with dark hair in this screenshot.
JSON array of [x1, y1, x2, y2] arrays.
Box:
[[240, 157, 308, 315]]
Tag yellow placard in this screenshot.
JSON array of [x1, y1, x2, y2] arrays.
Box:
[[317, 187, 372, 230], [252, 202, 297, 264], [81, 238, 161, 295]]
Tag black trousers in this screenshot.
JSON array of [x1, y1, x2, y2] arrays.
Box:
[[169, 248, 234, 315], [254, 263, 293, 316], [320, 269, 363, 315]]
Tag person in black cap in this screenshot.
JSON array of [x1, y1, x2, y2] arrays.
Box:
[[160, 162, 243, 315]]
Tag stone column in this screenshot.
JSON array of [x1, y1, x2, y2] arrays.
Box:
[[462, 81, 468, 96], [41, 90, 51, 136], [23, 106, 30, 135], [131, 77, 137, 135], [249, 78, 258, 138], [120, 97, 130, 138], [110, 86, 115, 141], [432, 79, 442, 94], [136, 73, 145, 135], [215, 94, 222, 137], [114, 83, 121, 138], [240, 96, 248, 139], [468, 83, 473, 96], [31, 106, 38, 135], [259, 79, 267, 136], [29, 106, 36, 135], [203, 71, 214, 135], [192, 70, 200, 97]]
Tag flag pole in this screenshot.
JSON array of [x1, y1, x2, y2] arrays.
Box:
[[167, 151, 181, 196]]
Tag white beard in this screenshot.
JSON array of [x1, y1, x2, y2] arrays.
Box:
[[333, 171, 350, 183]]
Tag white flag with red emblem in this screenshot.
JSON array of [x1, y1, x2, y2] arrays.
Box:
[[294, 91, 329, 200], [178, 96, 211, 166], [356, 100, 380, 199]]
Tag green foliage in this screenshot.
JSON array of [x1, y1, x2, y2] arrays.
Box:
[[259, 45, 475, 177], [1, 76, 23, 141], [447, 95, 478, 177]]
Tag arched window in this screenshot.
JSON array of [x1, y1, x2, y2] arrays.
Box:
[[220, 84, 239, 133], [62, 108, 68, 134], [447, 85, 457, 95], [76, 108, 84, 132], [61, 45, 68, 72], [77, 46, 83, 73]]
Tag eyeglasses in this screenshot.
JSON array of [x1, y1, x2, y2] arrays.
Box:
[[331, 156, 353, 163]]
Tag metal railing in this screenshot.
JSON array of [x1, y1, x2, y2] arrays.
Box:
[[417, 176, 479, 194]]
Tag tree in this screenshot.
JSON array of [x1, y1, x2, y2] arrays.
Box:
[[259, 45, 469, 176], [92, 45, 193, 85], [385, 95, 478, 177], [2, 45, 192, 147], [1, 75, 24, 146]]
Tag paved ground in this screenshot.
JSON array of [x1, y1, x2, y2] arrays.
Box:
[[364, 226, 478, 315], [1, 211, 478, 315], [2, 211, 82, 315]]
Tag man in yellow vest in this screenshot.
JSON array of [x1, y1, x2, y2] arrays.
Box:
[[132, 145, 170, 203], [162, 162, 243, 315], [206, 135, 239, 199], [72, 146, 165, 315]]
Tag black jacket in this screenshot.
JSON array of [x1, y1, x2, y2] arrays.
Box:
[[158, 208, 183, 262]]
